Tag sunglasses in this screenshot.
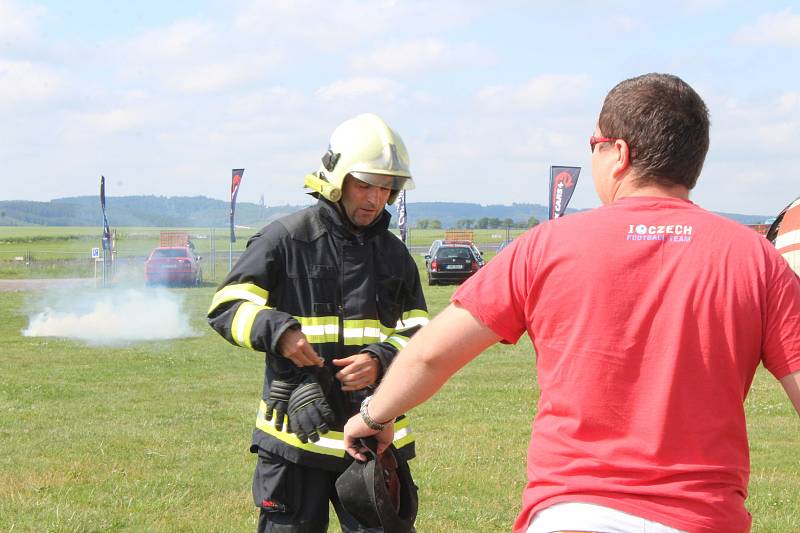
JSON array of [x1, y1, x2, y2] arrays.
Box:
[[589, 135, 618, 153]]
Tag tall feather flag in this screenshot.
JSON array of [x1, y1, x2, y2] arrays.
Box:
[[396, 189, 408, 244], [230, 169, 244, 243], [100, 176, 111, 252], [548, 166, 580, 220]]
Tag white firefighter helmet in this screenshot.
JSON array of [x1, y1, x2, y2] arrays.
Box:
[[304, 113, 414, 205]]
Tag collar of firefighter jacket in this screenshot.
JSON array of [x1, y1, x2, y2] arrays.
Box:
[[317, 198, 391, 242]]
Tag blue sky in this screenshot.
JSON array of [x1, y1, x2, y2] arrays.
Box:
[[1, 1, 798, 216]]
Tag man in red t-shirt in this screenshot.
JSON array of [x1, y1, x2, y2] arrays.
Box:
[[343, 73, 800, 532]]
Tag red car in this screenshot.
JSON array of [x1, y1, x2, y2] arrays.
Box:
[[144, 246, 202, 286]]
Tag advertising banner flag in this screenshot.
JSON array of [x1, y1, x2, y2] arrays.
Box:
[[396, 189, 408, 244], [100, 176, 111, 252], [230, 168, 244, 243], [548, 166, 580, 220]]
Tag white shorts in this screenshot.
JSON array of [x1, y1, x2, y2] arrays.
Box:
[[525, 502, 689, 533]]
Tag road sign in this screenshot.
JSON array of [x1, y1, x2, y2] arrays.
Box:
[[91, 247, 100, 258]]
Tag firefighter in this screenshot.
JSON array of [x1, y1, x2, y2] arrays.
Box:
[[208, 113, 428, 532]]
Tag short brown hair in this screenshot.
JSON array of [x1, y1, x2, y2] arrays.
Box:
[[598, 73, 710, 190]]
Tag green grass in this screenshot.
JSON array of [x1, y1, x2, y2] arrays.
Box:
[[1, 233, 799, 531]]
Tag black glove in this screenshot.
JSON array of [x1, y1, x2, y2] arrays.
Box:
[[287, 374, 336, 443], [265, 378, 299, 431]]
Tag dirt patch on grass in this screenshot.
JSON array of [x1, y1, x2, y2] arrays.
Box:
[[0, 278, 96, 291]]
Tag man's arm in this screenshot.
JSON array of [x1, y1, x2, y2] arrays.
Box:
[[207, 227, 322, 367], [780, 370, 800, 416], [343, 302, 501, 458]]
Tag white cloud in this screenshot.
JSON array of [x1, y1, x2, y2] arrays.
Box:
[[232, 0, 482, 49], [712, 91, 800, 153], [233, 0, 393, 46], [607, 15, 641, 33], [350, 39, 492, 75], [164, 55, 277, 94], [0, 0, 45, 43], [733, 9, 800, 47], [227, 87, 306, 115], [678, 0, 727, 14], [477, 74, 592, 110], [315, 77, 403, 102], [0, 59, 64, 106], [777, 91, 800, 113], [81, 107, 153, 134], [117, 18, 281, 95], [126, 19, 216, 59]]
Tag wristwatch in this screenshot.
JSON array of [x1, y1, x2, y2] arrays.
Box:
[[360, 395, 391, 431]]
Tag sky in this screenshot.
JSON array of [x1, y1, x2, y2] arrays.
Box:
[[1, 1, 798, 217]]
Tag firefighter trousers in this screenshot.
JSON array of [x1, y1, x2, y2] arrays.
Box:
[[253, 448, 384, 533]]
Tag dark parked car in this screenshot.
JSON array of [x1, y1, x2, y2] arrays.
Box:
[[425, 243, 482, 285], [425, 239, 484, 269], [145, 246, 202, 286]]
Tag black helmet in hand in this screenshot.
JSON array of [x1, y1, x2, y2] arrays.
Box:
[[335, 438, 418, 533]]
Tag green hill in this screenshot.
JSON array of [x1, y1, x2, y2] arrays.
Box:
[[0, 195, 769, 228]]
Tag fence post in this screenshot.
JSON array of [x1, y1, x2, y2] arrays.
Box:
[[211, 227, 216, 282]]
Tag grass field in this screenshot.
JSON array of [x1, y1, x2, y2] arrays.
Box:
[[1, 230, 799, 532], [0, 226, 525, 281]]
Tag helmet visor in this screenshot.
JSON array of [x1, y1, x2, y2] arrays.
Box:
[[349, 171, 411, 191]]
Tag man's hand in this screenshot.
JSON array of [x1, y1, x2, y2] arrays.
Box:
[[332, 353, 379, 391], [287, 374, 336, 443], [343, 413, 394, 461], [277, 327, 324, 368], [264, 378, 297, 431]]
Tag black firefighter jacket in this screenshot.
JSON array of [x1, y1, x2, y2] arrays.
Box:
[[208, 199, 428, 471]]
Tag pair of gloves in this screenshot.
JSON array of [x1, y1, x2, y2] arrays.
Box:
[[265, 374, 335, 443]]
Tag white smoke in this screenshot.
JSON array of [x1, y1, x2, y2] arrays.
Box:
[[23, 288, 200, 344]]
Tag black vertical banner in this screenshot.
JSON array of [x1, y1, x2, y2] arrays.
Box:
[[397, 189, 408, 244], [100, 176, 111, 252], [548, 166, 580, 220], [230, 169, 244, 243]]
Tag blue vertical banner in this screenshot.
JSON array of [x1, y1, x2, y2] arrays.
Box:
[[230, 168, 244, 243], [548, 166, 580, 220], [396, 189, 408, 244]]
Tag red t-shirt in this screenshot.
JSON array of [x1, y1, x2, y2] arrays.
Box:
[[453, 197, 800, 533]]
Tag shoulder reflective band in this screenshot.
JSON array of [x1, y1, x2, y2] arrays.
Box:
[[256, 400, 413, 456], [208, 283, 269, 315]]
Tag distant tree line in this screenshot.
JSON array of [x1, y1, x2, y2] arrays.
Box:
[[398, 216, 540, 230]]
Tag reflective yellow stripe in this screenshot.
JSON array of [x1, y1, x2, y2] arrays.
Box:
[[386, 334, 410, 351], [232, 302, 266, 349], [401, 309, 429, 321], [255, 401, 413, 456], [208, 283, 269, 314], [256, 401, 345, 457], [343, 319, 383, 345], [397, 309, 429, 331], [296, 315, 339, 343], [393, 425, 414, 449]]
